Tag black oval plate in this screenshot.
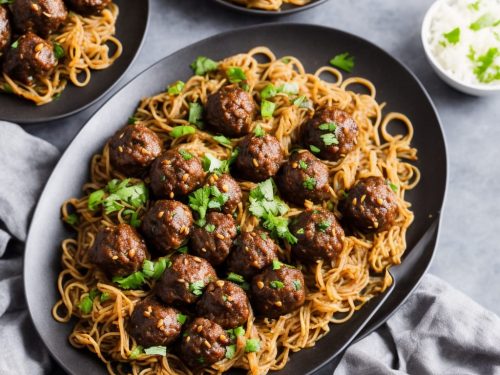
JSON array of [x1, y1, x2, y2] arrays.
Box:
[[213, 0, 329, 16], [0, 0, 149, 124], [24, 23, 447, 375]]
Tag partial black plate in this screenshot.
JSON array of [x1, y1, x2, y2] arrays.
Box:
[[213, 0, 329, 16], [0, 0, 149, 124], [24, 23, 447, 375]]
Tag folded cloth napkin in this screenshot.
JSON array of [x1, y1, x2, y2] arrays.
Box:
[[1, 122, 499, 375]]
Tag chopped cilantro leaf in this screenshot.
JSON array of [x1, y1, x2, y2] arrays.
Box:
[[189, 280, 205, 296], [53, 42, 65, 59], [254, 124, 265, 137], [128, 116, 137, 124], [205, 223, 216, 232], [169, 125, 196, 138], [144, 346, 167, 356], [293, 95, 313, 109], [64, 213, 78, 225], [167, 80, 185, 95], [329, 52, 355, 73], [296, 228, 305, 235], [303, 177, 317, 191], [129, 345, 144, 359], [88, 179, 148, 215], [112, 271, 145, 290], [11, 39, 19, 49], [78, 295, 93, 314], [226, 67, 246, 83], [298, 160, 308, 170], [245, 338, 260, 353], [100, 292, 110, 302], [321, 133, 339, 146], [142, 257, 170, 280], [317, 220, 330, 232], [292, 280, 302, 291], [213, 135, 232, 148], [310, 145, 321, 154], [188, 102, 204, 128], [442, 27, 460, 45], [234, 326, 245, 337], [270, 280, 284, 289], [261, 84, 277, 100], [177, 314, 187, 324], [261, 99, 276, 118], [191, 56, 218, 75], [387, 181, 398, 193], [225, 344, 236, 359], [227, 272, 245, 284], [272, 259, 282, 270], [319, 122, 337, 132], [470, 12, 499, 31], [179, 149, 193, 160]]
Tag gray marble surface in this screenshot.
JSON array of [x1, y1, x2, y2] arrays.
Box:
[[22, 0, 500, 314]]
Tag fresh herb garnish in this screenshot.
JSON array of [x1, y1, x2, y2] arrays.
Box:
[[189, 280, 205, 296], [387, 181, 398, 193], [129, 345, 144, 359], [468, 47, 500, 83], [303, 177, 317, 191], [227, 272, 245, 284], [188, 102, 204, 128], [226, 67, 246, 83], [100, 292, 110, 302], [177, 313, 187, 324], [123, 209, 141, 228], [11, 39, 19, 49], [213, 135, 232, 148], [191, 56, 218, 75], [245, 339, 261, 353], [292, 280, 302, 291], [112, 271, 146, 290], [320, 133, 339, 146], [261, 100, 276, 118], [88, 179, 148, 214], [205, 223, 216, 232], [64, 213, 78, 225], [470, 12, 499, 31], [142, 257, 170, 280], [128, 116, 137, 124], [144, 346, 167, 356], [319, 122, 337, 132], [254, 124, 265, 137], [293, 95, 313, 109], [189, 185, 228, 226], [53, 42, 65, 59], [272, 259, 282, 270], [442, 27, 460, 45], [317, 220, 330, 232], [225, 344, 236, 359], [169, 125, 196, 138], [329, 52, 355, 73], [468, 0, 480, 11], [310, 145, 321, 154], [167, 80, 185, 95], [2, 83, 13, 93], [261, 84, 277, 100], [270, 280, 284, 289], [296, 228, 305, 235], [298, 160, 308, 170], [179, 149, 193, 160], [259, 232, 267, 240]]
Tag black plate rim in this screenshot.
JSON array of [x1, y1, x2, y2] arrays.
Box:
[[23, 22, 448, 375], [0, 0, 151, 124], [213, 0, 329, 16]]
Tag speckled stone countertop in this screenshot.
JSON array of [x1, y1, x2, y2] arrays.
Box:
[[23, 0, 500, 314]]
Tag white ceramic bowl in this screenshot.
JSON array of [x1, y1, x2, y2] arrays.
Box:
[[421, 0, 500, 96]]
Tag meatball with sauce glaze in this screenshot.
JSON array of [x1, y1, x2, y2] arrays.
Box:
[[180, 317, 230, 368], [302, 106, 359, 161], [156, 254, 217, 305], [3, 32, 57, 84], [149, 149, 205, 199], [196, 280, 250, 329], [128, 298, 182, 348], [276, 150, 331, 206], [339, 176, 398, 232], [205, 84, 256, 137], [206, 173, 242, 214], [89, 223, 149, 277], [0, 6, 11, 56], [108, 123, 162, 176], [190, 212, 237, 266], [289, 209, 344, 263], [65, 0, 111, 15], [140, 200, 193, 255], [235, 133, 284, 182], [11, 0, 67, 37], [251, 265, 305, 319], [226, 229, 279, 279]]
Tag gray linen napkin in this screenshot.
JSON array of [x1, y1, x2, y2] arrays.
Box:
[[1, 122, 499, 375]]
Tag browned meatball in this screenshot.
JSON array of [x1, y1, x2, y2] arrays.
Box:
[[65, 0, 111, 15], [190, 212, 237, 266], [108, 124, 162, 177], [196, 280, 250, 329], [141, 200, 193, 255], [235, 134, 284, 182], [180, 317, 230, 368], [128, 298, 183, 348], [276, 150, 331, 206], [11, 0, 67, 37], [302, 106, 359, 161], [205, 85, 256, 137], [156, 254, 217, 305], [0, 6, 11, 56], [3, 32, 57, 84], [289, 209, 344, 263], [226, 229, 279, 279], [206, 173, 242, 214], [251, 266, 305, 319], [89, 223, 149, 277], [149, 149, 205, 199], [339, 176, 398, 232]]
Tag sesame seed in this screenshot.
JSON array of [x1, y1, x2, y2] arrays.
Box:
[[186, 336, 191, 342], [193, 257, 202, 263], [216, 280, 225, 287], [112, 255, 118, 260], [252, 158, 259, 167], [227, 295, 233, 302], [35, 43, 44, 52], [257, 281, 264, 289], [197, 325, 203, 333], [221, 184, 229, 192], [118, 146, 124, 153], [143, 311, 151, 318], [244, 246, 249, 252], [140, 148, 151, 155], [219, 334, 226, 341], [203, 340, 212, 349], [292, 162, 298, 169], [209, 176, 215, 184], [156, 319, 164, 328], [128, 248, 136, 258], [213, 174, 219, 181], [215, 233, 225, 240], [376, 198, 384, 206], [182, 174, 189, 182], [373, 221, 379, 228], [201, 247, 207, 252], [157, 211, 164, 218], [177, 278, 185, 283], [147, 305, 152, 313], [119, 133, 124, 139], [352, 198, 358, 205], [169, 192, 174, 199], [361, 194, 366, 203], [31, 3, 39, 11], [275, 301, 283, 307], [252, 261, 259, 267]]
